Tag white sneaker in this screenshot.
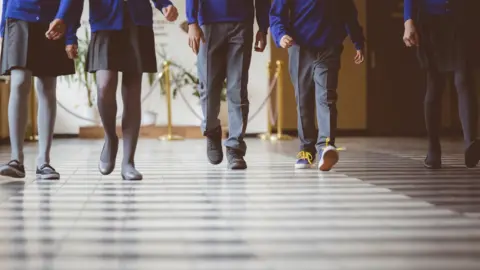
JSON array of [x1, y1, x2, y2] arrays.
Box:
[[318, 146, 339, 171]]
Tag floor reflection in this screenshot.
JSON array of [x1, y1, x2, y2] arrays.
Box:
[[0, 138, 479, 270]]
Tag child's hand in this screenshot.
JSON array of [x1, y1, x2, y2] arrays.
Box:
[[65, 44, 78, 59], [280, 35, 294, 49], [354, 49, 364, 64]]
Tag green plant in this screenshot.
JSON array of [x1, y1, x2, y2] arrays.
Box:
[[60, 27, 96, 107], [155, 44, 227, 102]]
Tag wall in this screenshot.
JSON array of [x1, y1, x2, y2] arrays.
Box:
[[270, 0, 368, 130], [54, 1, 270, 134]]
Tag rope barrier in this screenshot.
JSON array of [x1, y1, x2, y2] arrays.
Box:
[[175, 73, 279, 124], [56, 60, 289, 141], [57, 72, 164, 123]]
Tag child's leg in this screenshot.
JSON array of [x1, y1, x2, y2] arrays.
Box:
[[313, 46, 343, 171], [288, 46, 317, 155], [120, 72, 143, 180], [34, 76, 61, 180], [0, 69, 32, 178], [35, 76, 57, 166], [9, 69, 33, 164]]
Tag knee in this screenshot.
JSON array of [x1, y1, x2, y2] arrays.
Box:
[[454, 73, 471, 94], [318, 89, 337, 106], [424, 85, 442, 104], [97, 79, 116, 100], [36, 77, 57, 97], [227, 89, 248, 106], [9, 70, 31, 93], [424, 93, 440, 104]]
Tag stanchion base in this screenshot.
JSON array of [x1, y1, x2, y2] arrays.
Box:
[[270, 134, 293, 141], [158, 134, 184, 141], [258, 133, 274, 140]]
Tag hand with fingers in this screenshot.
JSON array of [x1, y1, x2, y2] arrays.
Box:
[[46, 19, 66, 40], [163, 5, 179, 22], [188, 23, 205, 55], [354, 49, 365, 64], [403, 19, 419, 47], [65, 44, 78, 59], [254, 31, 267, 52], [280, 35, 294, 49]]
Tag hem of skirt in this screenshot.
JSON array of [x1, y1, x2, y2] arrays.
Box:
[[1, 65, 30, 76], [87, 68, 158, 73], [1, 69, 76, 77]]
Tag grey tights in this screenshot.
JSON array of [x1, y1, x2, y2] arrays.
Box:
[[9, 69, 57, 165], [95, 70, 142, 172]]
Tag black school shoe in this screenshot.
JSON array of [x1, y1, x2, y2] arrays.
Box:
[[36, 164, 60, 180], [226, 147, 247, 170], [465, 140, 480, 168], [206, 126, 223, 165], [0, 160, 26, 178], [424, 155, 442, 169]]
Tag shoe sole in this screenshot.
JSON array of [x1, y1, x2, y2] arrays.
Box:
[[36, 174, 60, 180], [208, 156, 223, 165], [424, 162, 442, 169], [121, 174, 143, 181], [295, 163, 314, 169], [319, 150, 339, 171], [0, 168, 26, 178], [228, 162, 247, 170]]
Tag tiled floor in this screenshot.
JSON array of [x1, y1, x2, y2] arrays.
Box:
[[1, 138, 480, 270]]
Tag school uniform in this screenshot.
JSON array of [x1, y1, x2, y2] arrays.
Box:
[[270, 0, 365, 168], [67, 0, 173, 74], [186, 0, 270, 165], [0, 0, 78, 77], [404, 0, 480, 168], [404, 0, 480, 71]]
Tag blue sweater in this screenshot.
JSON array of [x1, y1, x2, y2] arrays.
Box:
[[0, 0, 77, 38], [65, 0, 173, 45], [186, 0, 270, 33], [270, 0, 365, 50], [404, 0, 452, 21]]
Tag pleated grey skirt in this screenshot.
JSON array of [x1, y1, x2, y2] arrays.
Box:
[[0, 18, 75, 77], [85, 3, 157, 73]]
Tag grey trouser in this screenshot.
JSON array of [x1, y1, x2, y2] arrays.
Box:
[[197, 22, 253, 154], [288, 45, 343, 154]]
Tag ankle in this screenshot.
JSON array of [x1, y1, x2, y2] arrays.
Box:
[[122, 162, 135, 168], [105, 135, 118, 142], [11, 156, 24, 164]]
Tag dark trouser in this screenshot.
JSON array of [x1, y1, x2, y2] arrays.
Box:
[[425, 68, 478, 150], [288, 45, 343, 155], [197, 22, 253, 154]]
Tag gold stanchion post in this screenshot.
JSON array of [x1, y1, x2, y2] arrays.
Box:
[[271, 60, 292, 141], [28, 79, 38, 141], [159, 61, 184, 141], [258, 61, 274, 140]]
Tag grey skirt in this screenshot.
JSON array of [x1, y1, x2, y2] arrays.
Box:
[[0, 18, 75, 77], [85, 3, 157, 73]]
